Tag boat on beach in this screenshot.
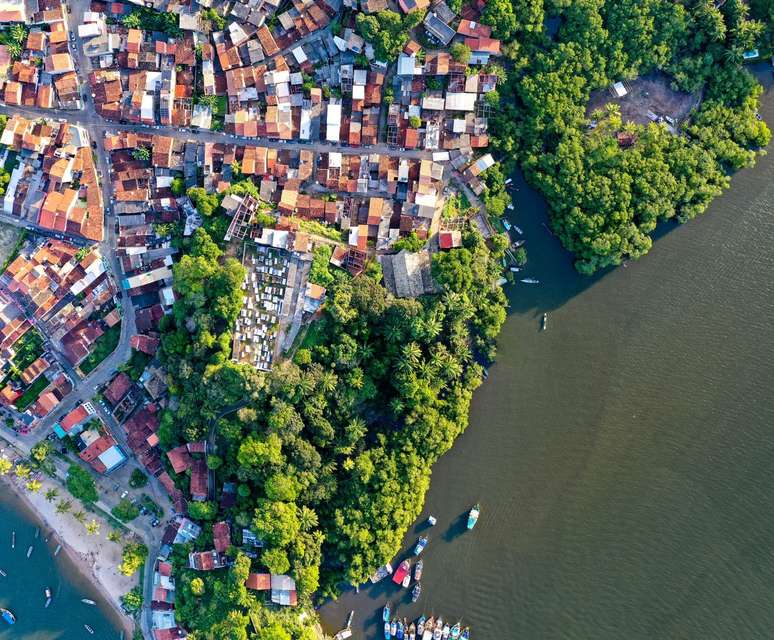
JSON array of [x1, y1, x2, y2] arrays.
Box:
[[427, 515, 437, 526], [54, 544, 61, 556], [392, 560, 410, 586], [414, 536, 428, 555], [467, 505, 480, 530], [414, 559, 423, 581], [397, 619, 405, 639], [433, 617, 443, 640], [542, 313, 548, 330], [460, 628, 469, 640], [391, 619, 397, 637], [370, 562, 394, 583], [412, 582, 421, 602], [1, 608, 15, 625]]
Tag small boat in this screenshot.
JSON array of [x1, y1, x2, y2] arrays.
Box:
[[81, 599, 96, 606], [512, 226, 523, 235], [408, 622, 417, 640], [417, 615, 426, 636], [27, 545, 33, 558], [54, 544, 61, 556], [34, 528, 40, 539], [511, 239, 525, 248], [0, 568, 6, 577], [461, 628, 470, 640], [402, 571, 411, 588], [390, 619, 398, 637], [346, 610, 354, 628], [422, 617, 434, 640], [334, 630, 352, 640], [520, 278, 539, 284], [414, 559, 423, 581], [397, 619, 405, 640], [505, 178, 513, 185], [84, 624, 94, 634], [509, 266, 521, 272], [383, 603, 391, 622], [384, 621, 391, 639], [502, 219, 511, 230], [433, 618, 443, 640], [414, 536, 428, 555], [482, 368, 488, 379], [442, 623, 451, 639], [450, 622, 461, 639], [1, 608, 15, 624], [467, 505, 480, 530], [412, 582, 421, 602], [392, 560, 410, 586], [11, 531, 15, 549], [542, 313, 548, 330], [427, 516, 437, 526], [507, 204, 514, 211], [370, 562, 394, 583]]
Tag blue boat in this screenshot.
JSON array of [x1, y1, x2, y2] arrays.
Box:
[[414, 536, 428, 555], [397, 619, 405, 640], [467, 504, 480, 530], [384, 621, 391, 639], [391, 620, 397, 637], [383, 603, 391, 622], [1, 608, 15, 625], [461, 628, 470, 640]]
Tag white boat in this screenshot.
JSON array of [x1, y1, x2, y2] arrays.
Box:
[[369, 562, 393, 583], [509, 266, 521, 273], [427, 516, 437, 526], [507, 204, 514, 211], [81, 599, 96, 606], [26, 546, 33, 558], [502, 219, 511, 230], [542, 313, 548, 330], [11, 531, 14, 549], [505, 178, 512, 185], [0, 569, 6, 577], [512, 226, 523, 234], [84, 624, 94, 634], [54, 544, 61, 557], [520, 278, 539, 284]]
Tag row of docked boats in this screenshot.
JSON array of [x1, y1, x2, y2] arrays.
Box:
[[383, 606, 469, 640]]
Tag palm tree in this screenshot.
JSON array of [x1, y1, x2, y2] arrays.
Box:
[[56, 499, 72, 514], [107, 530, 122, 543], [85, 519, 100, 536], [320, 371, 337, 394], [26, 479, 42, 493], [9, 24, 26, 44], [72, 510, 86, 524], [14, 463, 31, 480], [0, 457, 11, 475], [298, 506, 319, 532], [44, 488, 59, 502]]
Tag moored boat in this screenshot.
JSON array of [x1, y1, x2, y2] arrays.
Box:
[[412, 582, 421, 602], [467, 505, 480, 530], [503, 219, 511, 230], [402, 571, 411, 588], [408, 622, 416, 640], [391, 619, 397, 637], [45, 587, 52, 608], [542, 313, 548, 330], [396, 619, 405, 640], [520, 278, 539, 284], [427, 516, 437, 526], [442, 622, 450, 639], [414, 536, 428, 555], [513, 226, 524, 234], [54, 544, 61, 557], [26, 545, 33, 558], [81, 599, 96, 606], [0, 568, 6, 577], [370, 562, 394, 583], [1, 608, 15, 625], [511, 239, 525, 248], [433, 618, 443, 640], [392, 560, 410, 586], [461, 627, 470, 640], [414, 559, 423, 581], [346, 610, 354, 628], [84, 624, 94, 634], [422, 617, 434, 640], [11, 531, 14, 549], [509, 266, 521, 272], [384, 621, 391, 639], [450, 622, 461, 639], [383, 603, 391, 622], [417, 615, 426, 636]]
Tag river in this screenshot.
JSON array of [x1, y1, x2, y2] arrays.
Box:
[[320, 66, 774, 639], [0, 488, 124, 639]]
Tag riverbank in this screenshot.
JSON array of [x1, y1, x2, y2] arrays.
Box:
[[1, 472, 136, 637]]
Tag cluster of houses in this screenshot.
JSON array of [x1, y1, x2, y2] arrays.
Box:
[[53, 400, 128, 473], [0, 0, 83, 109], [0, 240, 120, 422], [0, 115, 104, 241]]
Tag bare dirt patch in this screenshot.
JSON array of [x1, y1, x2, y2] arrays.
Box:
[[0, 222, 20, 266], [586, 72, 701, 128]]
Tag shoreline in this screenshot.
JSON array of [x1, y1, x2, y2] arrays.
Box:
[[1, 473, 136, 638]]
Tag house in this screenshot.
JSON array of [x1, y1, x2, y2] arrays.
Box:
[[189, 459, 209, 501], [270, 574, 298, 606], [167, 444, 193, 474], [104, 372, 132, 407], [213, 521, 231, 553], [188, 550, 226, 571], [245, 573, 271, 591], [424, 12, 456, 45], [438, 230, 462, 250], [379, 250, 438, 298]]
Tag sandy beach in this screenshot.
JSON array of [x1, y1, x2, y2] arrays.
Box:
[[1, 472, 137, 637]]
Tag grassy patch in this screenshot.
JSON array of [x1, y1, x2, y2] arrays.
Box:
[[300, 316, 328, 351], [122, 349, 151, 381], [79, 324, 121, 375], [0, 228, 25, 274], [14, 375, 50, 410], [298, 219, 346, 243]]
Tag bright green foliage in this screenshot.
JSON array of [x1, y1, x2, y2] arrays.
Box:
[[450, 43, 471, 64], [187, 187, 221, 217], [132, 147, 150, 162], [187, 500, 218, 521], [356, 10, 426, 61], [121, 587, 143, 614], [489, 0, 771, 273], [66, 464, 98, 503], [119, 542, 148, 577], [392, 232, 426, 253], [308, 244, 334, 288], [171, 177, 186, 197]]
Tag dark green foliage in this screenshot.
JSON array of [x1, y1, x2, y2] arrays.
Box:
[[123, 8, 181, 36], [129, 468, 148, 488], [66, 464, 98, 503], [392, 232, 426, 253], [80, 324, 121, 374], [356, 10, 426, 61], [111, 498, 140, 522], [489, 0, 771, 273]]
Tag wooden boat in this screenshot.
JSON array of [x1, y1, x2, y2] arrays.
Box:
[[84, 624, 94, 634], [408, 622, 417, 640], [1, 608, 15, 625], [45, 587, 52, 608], [414, 559, 423, 581], [396, 619, 405, 640], [334, 629, 352, 640], [467, 505, 480, 530], [412, 582, 421, 602], [422, 617, 434, 640], [427, 516, 437, 526], [370, 562, 393, 583], [345, 610, 354, 628], [433, 617, 443, 640], [417, 615, 426, 636], [402, 571, 411, 588], [390, 619, 397, 637], [392, 560, 410, 586]]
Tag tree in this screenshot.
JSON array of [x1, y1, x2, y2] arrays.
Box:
[[14, 463, 30, 479], [0, 458, 12, 475], [190, 577, 205, 596], [257, 622, 291, 640], [187, 500, 218, 521], [408, 115, 422, 129], [85, 519, 101, 536], [26, 479, 42, 493], [262, 547, 290, 574], [119, 542, 148, 577], [72, 510, 86, 524], [56, 499, 72, 514], [66, 464, 98, 503], [450, 43, 471, 64], [129, 468, 148, 488], [122, 12, 142, 28], [44, 488, 59, 502], [132, 147, 150, 162], [170, 176, 186, 197], [392, 232, 425, 253], [108, 530, 122, 543], [121, 586, 143, 614], [111, 498, 140, 522]]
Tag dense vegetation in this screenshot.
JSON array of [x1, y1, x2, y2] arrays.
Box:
[[356, 10, 426, 61], [158, 226, 508, 636], [488, 0, 772, 273]]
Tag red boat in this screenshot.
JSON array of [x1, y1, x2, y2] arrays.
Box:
[[392, 560, 410, 586]]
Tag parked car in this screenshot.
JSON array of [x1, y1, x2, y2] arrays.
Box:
[[120, 490, 128, 499], [151, 518, 160, 527]]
